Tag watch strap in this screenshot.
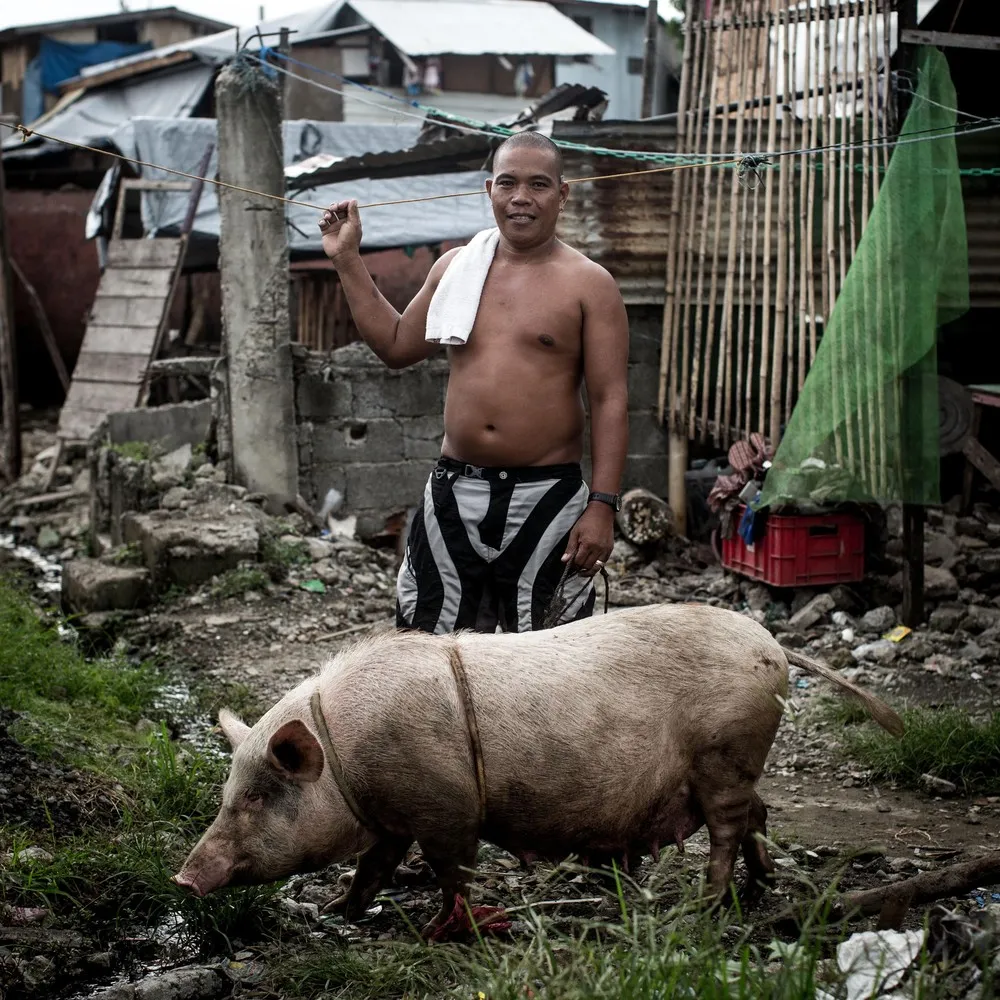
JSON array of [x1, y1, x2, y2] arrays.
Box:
[[588, 490, 621, 511]]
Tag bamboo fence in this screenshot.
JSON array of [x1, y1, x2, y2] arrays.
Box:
[[659, 0, 889, 451]]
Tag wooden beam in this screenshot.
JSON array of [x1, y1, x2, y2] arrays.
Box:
[[900, 29, 1000, 52], [59, 51, 194, 94], [0, 149, 20, 482], [9, 258, 70, 393]]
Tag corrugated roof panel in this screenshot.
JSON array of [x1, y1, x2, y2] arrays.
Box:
[[346, 0, 617, 56]]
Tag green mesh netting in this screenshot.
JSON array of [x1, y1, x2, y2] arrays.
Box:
[[759, 46, 970, 510]]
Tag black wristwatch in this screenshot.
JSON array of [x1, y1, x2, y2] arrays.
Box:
[[588, 490, 622, 512]]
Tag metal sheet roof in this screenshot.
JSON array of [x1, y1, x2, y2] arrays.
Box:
[[345, 0, 616, 56], [555, 0, 683, 20]]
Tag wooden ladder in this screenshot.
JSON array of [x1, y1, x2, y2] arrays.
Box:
[[50, 152, 212, 480]]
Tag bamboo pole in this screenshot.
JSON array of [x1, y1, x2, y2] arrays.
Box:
[[687, 4, 727, 441], [859, 0, 879, 494], [702, 0, 747, 447], [783, 5, 799, 429], [843, 9, 870, 487], [769, 6, 792, 446], [743, 0, 767, 438], [657, 5, 694, 425], [796, 4, 812, 396], [868, 0, 886, 496], [677, 12, 710, 447], [804, 4, 821, 369], [734, 0, 763, 441], [823, 4, 848, 467], [757, 4, 780, 435], [661, 7, 695, 533]]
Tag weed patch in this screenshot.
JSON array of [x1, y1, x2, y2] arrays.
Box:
[[210, 566, 270, 599], [843, 707, 1000, 794]]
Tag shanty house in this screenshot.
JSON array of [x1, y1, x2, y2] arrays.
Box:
[[0, 7, 232, 124]]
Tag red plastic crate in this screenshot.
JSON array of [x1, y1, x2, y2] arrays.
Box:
[[721, 506, 866, 587]]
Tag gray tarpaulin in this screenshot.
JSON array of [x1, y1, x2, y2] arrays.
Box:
[[2, 64, 216, 160], [118, 116, 493, 252]]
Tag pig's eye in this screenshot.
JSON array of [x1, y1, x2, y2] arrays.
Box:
[[244, 791, 265, 806]]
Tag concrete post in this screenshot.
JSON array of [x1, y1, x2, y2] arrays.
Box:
[[215, 59, 298, 500]]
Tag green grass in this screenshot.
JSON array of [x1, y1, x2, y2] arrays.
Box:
[[267, 870, 972, 1000], [211, 566, 270, 599], [843, 707, 1000, 794], [0, 577, 160, 756], [260, 532, 311, 581], [108, 441, 161, 463], [105, 542, 145, 567], [0, 575, 281, 965]]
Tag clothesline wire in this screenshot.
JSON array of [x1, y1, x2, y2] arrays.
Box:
[[259, 48, 1000, 167], [2, 101, 999, 217]]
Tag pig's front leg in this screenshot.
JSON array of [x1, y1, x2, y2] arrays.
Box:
[[324, 836, 411, 922], [419, 841, 511, 942]]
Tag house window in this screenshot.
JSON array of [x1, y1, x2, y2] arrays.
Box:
[[627, 56, 644, 75]]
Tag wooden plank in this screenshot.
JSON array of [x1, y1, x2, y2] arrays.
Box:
[[78, 325, 159, 356], [9, 258, 70, 392], [962, 435, 1000, 493], [62, 380, 140, 416], [0, 141, 19, 480], [89, 297, 167, 329], [61, 50, 194, 93], [97, 268, 175, 298], [106, 239, 184, 270], [121, 180, 192, 193], [72, 352, 151, 385], [900, 29, 1000, 52]]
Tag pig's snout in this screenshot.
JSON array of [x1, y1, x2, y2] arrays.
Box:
[[170, 872, 206, 897], [171, 850, 235, 898]]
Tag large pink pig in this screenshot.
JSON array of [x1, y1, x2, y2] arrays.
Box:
[[173, 602, 902, 938]]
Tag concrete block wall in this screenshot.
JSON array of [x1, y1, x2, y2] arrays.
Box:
[[293, 305, 668, 534]]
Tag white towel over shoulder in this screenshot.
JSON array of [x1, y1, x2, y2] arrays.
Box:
[[425, 227, 500, 346]]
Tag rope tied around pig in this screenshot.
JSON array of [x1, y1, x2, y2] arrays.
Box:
[[541, 564, 611, 630], [308, 644, 487, 832]]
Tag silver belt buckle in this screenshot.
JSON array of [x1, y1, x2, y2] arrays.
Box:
[[463, 463, 484, 479]]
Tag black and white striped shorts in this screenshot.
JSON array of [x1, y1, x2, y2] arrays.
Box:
[[395, 456, 596, 634]]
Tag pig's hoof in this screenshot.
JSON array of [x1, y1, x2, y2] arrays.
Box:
[[321, 892, 349, 916], [424, 898, 512, 942]]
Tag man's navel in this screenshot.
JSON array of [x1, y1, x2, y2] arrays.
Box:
[[538, 334, 555, 347]]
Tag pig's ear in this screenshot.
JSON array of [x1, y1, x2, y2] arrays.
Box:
[[217, 708, 252, 750], [266, 720, 324, 784]]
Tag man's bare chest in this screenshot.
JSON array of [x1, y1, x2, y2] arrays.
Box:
[[472, 268, 582, 352]]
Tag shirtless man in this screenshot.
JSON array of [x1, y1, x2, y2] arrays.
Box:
[[318, 131, 629, 634]]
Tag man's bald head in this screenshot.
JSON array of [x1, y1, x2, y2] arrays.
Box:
[[493, 131, 564, 180]]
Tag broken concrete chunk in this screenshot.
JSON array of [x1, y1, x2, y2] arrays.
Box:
[[920, 773, 958, 797], [924, 565, 960, 599], [852, 640, 898, 664], [161, 487, 193, 510], [788, 593, 835, 629], [929, 605, 965, 632], [62, 559, 153, 614], [305, 538, 334, 561], [122, 512, 260, 588], [860, 606, 896, 632]]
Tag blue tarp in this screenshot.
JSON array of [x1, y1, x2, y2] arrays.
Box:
[[39, 37, 152, 94]]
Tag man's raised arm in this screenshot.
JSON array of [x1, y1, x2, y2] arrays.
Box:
[[319, 199, 458, 370]]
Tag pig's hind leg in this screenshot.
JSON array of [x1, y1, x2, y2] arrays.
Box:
[[693, 758, 759, 904], [738, 791, 776, 907], [324, 835, 411, 922]]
